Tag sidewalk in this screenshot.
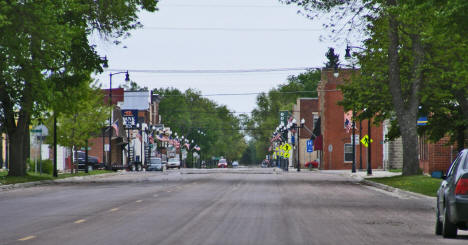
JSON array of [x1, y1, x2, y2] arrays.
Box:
[[319, 169, 401, 181]]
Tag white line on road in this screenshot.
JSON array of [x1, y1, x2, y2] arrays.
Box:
[[136, 200, 143, 203], [109, 208, 119, 212], [18, 235, 36, 241], [74, 219, 86, 224]]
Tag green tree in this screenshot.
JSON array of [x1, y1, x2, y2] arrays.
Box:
[[282, 0, 467, 175], [324, 47, 340, 69], [153, 88, 247, 163], [249, 69, 321, 161], [0, 1, 158, 176]]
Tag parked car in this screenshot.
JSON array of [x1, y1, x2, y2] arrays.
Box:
[[232, 161, 239, 168], [76, 151, 102, 172], [147, 157, 165, 171], [435, 149, 468, 238], [167, 158, 181, 169], [218, 158, 227, 168]]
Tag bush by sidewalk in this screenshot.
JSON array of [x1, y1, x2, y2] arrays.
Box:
[[367, 175, 442, 197]]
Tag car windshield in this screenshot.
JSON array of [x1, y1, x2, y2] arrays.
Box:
[[150, 158, 162, 164], [219, 159, 226, 163], [169, 158, 178, 162]]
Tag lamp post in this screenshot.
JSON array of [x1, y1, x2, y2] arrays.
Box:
[[367, 118, 372, 175], [108, 71, 129, 169], [288, 118, 305, 172], [136, 123, 144, 166]]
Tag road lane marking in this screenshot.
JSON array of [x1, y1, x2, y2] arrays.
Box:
[[167, 190, 171, 193], [74, 219, 86, 224], [136, 200, 143, 203], [109, 208, 119, 212], [153, 194, 159, 197], [18, 235, 36, 241]]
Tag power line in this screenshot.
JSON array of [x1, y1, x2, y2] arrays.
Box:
[[106, 67, 319, 74], [143, 26, 323, 32]]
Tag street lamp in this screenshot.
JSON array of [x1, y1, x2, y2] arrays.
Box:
[[289, 118, 306, 172], [108, 70, 129, 169]]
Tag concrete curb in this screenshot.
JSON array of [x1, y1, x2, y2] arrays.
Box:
[[0, 172, 121, 191], [359, 179, 437, 203]]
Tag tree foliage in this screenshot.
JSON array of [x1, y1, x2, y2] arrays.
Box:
[[248, 70, 321, 162], [0, 1, 158, 176], [283, 0, 468, 175], [153, 88, 247, 162]]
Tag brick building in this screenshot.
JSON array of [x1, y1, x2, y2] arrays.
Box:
[[316, 69, 383, 170], [292, 98, 320, 168], [419, 135, 459, 175]]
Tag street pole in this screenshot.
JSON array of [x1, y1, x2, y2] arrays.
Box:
[[367, 118, 372, 175], [297, 128, 300, 172], [108, 73, 112, 170], [352, 119, 356, 173], [359, 120, 363, 170], [53, 114, 58, 177]]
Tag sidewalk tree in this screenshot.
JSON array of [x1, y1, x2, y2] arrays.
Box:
[[46, 81, 109, 172], [283, 0, 467, 175], [0, 1, 158, 176]]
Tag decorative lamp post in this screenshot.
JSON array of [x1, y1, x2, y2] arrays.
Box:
[[108, 70, 129, 169]]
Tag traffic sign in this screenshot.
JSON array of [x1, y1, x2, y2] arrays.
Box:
[[306, 140, 313, 152], [284, 152, 290, 158], [282, 143, 291, 152], [360, 135, 373, 147]]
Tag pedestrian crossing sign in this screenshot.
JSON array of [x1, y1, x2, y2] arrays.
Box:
[[360, 135, 373, 147]]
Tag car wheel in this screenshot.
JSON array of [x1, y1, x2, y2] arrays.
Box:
[[435, 206, 443, 235], [442, 206, 457, 238]]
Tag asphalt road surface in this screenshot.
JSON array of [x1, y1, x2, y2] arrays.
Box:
[[1, 169, 467, 245]]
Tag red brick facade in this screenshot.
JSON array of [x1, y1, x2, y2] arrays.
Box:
[[419, 135, 458, 174], [318, 69, 383, 170]]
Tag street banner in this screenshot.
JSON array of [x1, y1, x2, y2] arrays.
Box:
[[121, 110, 138, 129]]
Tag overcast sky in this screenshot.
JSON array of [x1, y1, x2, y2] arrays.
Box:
[[92, 0, 346, 114]]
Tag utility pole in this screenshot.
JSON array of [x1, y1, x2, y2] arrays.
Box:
[[367, 118, 372, 175]]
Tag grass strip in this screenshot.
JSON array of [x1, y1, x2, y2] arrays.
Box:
[[367, 175, 442, 197], [0, 170, 113, 185]]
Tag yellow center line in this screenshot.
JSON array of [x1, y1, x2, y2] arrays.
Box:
[[136, 200, 143, 203], [74, 219, 86, 224], [18, 235, 36, 241], [109, 208, 119, 212]]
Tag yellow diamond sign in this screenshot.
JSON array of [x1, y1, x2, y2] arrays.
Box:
[[360, 135, 373, 148]]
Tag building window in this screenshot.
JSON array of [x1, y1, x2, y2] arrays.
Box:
[[344, 143, 353, 162]]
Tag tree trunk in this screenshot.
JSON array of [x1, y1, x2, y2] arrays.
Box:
[[387, 2, 424, 176], [8, 129, 28, 176]]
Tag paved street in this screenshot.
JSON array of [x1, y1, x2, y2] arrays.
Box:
[[1, 169, 467, 245]]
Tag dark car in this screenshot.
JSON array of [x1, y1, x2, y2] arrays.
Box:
[[435, 149, 468, 238], [76, 151, 102, 172]]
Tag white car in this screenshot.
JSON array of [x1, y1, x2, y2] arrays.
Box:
[[218, 158, 228, 168], [167, 158, 181, 169], [232, 161, 239, 168]]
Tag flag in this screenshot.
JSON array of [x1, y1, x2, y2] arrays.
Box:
[[112, 120, 119, 136], [345, 118, 352, 133], [136, 132, 142, 142], [184, 142, 190, 149], [271, 133, 281, 142], [149, 135, 154, 144], [194, 145, 200, 151], [268, 145, 272, 152], [156, 134, 164, 141]]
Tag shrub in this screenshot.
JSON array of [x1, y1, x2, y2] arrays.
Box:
[[28, 159, 53, 175]]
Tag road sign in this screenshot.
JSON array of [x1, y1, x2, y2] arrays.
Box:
[[104, 144, 110, 152], [279, 111, 289, 126], [306, 140, 313, 152], [284, 152, 290, 158], [360, 135, 373, 147], [282, 143, 291, 152]]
